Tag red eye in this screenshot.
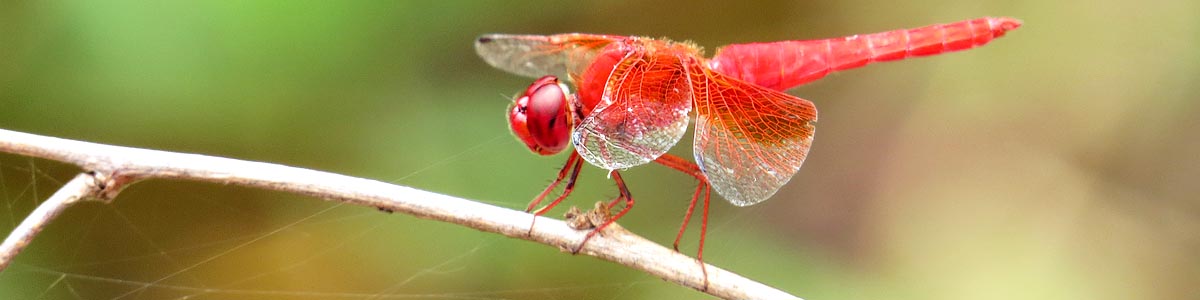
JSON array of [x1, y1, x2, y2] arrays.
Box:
[[508, 76, 572, 155]]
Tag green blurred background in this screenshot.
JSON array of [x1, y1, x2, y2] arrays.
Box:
[[1, 1, 1197, 299]]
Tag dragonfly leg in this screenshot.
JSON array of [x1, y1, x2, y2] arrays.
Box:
[[651, 154, 708, 249], [697, 185, 711, 291], [526, 152, 584, 236], [673, 181, 706, 251], [652, 154, 711, 290], [573, 170, 633, 254], [526, 152, 581, 212]]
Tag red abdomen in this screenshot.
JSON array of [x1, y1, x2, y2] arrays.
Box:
[[709, 17, 1022, 91]]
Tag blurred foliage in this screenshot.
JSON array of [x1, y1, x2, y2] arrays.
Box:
[[1, 0, 1197, 299]]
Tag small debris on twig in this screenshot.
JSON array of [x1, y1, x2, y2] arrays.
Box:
[[565, 201, 615, 231]]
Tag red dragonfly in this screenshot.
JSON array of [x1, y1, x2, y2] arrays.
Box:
[[476, 16, 1020, 264]]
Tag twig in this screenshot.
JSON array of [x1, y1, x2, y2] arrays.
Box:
[[0, 173, 99, 270], [0, 129, 800, 300]]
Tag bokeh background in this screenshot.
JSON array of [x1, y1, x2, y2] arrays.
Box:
[[1, 1, 1197, 299]]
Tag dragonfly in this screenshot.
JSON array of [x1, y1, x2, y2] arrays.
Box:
[[476, 16, 1021, 271]]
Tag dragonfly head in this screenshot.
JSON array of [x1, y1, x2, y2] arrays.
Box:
[[508, 75, 574, 156]]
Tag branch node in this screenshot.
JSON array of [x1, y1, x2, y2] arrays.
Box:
[[85, 170, 136, 202]]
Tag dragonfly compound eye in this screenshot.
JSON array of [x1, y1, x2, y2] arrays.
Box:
[[508, 75, 572, 155]]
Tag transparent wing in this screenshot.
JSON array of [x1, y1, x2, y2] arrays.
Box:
[[475, 33, 623, 80], [572, 42, 694, 170], [689, 63, 818, 206]]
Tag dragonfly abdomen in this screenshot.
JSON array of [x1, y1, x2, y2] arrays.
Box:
[[851, 17, 1021, 63], [709, 17, 1021, 91]]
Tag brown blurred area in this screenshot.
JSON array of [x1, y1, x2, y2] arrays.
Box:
[[1, 1, 1197, 299]]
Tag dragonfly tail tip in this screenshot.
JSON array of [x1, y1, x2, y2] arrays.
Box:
[[992, 17, 1023, 32]]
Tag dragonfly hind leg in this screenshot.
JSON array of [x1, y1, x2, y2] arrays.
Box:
[[572, 170, 634, 254], [653, 154, 712, 290]]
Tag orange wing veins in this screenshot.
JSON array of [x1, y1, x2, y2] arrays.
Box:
[[689, 63, 817, 206]]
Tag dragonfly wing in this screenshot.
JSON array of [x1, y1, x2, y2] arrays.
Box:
[[475, 33, 623, 79], [690, 64, 818, 206], [572, 44, 694, 170]]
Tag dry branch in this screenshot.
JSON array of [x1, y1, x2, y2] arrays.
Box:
[[0, 129, 800, 300], [0, 173, 98, 270]]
